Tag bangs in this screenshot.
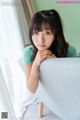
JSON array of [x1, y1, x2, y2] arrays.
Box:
[[32, 17, 54, 33]]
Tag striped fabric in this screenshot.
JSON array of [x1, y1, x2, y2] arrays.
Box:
[[23, 44, 77, 65]]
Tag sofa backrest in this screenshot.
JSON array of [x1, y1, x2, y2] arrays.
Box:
[[36, 58, 80, 120]]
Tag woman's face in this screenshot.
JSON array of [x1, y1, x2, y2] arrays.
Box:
[[32, 28, 55, 51]]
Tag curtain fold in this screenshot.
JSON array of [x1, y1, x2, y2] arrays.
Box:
[[22, 0, 36, 24]]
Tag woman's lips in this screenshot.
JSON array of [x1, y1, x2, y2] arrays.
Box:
[[38, 45, 46, 47]]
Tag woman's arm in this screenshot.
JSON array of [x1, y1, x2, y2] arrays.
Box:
[[26, 62, 39, 93], [25, 50, 53, 93]]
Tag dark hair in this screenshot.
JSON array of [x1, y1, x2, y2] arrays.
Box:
[[29, 9, 69, 60]]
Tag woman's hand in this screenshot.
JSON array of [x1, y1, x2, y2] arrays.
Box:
[[33, 50, 53, 66], [47, 53, 57, 59]]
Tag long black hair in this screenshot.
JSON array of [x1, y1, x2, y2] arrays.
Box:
[[29, 9, 69, 60]]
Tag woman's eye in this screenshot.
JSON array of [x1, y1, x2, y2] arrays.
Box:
[[46, 31, 51, 35], [34, 31, 38, 35]]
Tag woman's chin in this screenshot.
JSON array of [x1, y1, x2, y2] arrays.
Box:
[[38, 48, 47, 51]]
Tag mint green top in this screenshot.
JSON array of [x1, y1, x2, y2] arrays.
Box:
[[24, 44, 77, 64]]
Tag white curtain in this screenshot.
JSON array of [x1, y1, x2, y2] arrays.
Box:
[[0, 0, 29, 118], [0, 0, 36, 119]]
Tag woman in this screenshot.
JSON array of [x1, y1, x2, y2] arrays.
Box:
[[23, 9, 77, 119]]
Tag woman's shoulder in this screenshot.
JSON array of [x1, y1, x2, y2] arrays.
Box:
[[24, 44, 34, 53], [23, 44, 34, 64], [67, 44, 77, 57]]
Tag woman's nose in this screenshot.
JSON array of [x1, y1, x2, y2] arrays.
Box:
[[39, 34, 45, 43]]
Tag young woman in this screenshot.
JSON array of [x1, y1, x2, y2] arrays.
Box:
[[24, 9, 77, 94]]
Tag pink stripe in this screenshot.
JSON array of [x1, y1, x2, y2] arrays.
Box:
[[56, 1, 80, 4]]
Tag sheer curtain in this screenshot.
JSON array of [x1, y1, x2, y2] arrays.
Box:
[[0, 0, 26, 113], [0, 0, 35, 118]]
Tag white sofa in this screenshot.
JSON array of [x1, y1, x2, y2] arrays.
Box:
[[36, 58, 80, 120]]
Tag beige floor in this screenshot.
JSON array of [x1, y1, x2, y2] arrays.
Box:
[[23, 103, 62, 120]]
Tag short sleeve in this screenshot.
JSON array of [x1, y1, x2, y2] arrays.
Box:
[[67, 44, 77, 57], [23, 45, 34, 64]]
